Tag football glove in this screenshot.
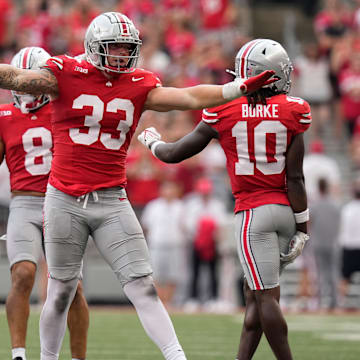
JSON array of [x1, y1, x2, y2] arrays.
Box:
[[137, 127, 162, 149], [241, 70, 278, 94], [137, 127, 165, 158], [280, 231, 309, 263], [222, 70, 277, 100]]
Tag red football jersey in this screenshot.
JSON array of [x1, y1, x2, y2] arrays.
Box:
[[0, 103, 53, 192], [43, 55, 161, 196], [202, 94, 311, 213]]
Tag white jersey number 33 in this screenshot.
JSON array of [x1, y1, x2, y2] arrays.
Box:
[[70, 94, 134, 150]]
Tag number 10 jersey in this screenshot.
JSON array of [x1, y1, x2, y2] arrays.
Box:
[[43, 55, 161, 197], [202, 94, 312, 213]]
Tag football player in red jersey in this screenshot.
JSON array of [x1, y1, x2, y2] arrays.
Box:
[[138, 39, 311, 360], [0, 13, 276, 360], [0, 47, 89, 360]]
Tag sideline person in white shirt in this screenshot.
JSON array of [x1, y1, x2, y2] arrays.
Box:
[[141, 180, 187, 307]]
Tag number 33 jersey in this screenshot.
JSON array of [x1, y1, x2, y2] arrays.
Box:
[[0, 104, 53, 193], [43, 55, 161, 197], [202, 94, 311, 213]]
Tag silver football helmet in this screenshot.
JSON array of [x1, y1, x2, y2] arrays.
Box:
[[234, 39, 293, 94], [11, 46, 51, 113], [84, 12, 142, 74]]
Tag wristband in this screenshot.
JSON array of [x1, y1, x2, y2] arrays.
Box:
[[294, 208, 309, 223], [150, 140, 165, 158], [222, 79, 244, 100]]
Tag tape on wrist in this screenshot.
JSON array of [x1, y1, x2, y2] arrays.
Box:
[[150, 140, 165, 158], [222, 80, 244, 100], [294, 208, 309, 223]]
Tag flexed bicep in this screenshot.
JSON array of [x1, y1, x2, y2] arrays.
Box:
[[0, 66, 58, 98]]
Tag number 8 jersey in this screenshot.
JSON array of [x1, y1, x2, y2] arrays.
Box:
[[0, 103, 53, 193], [202, 94, 311, 213], [43, 55, 161, 197]]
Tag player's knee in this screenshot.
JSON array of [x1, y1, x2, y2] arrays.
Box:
[[139, 275, 158, 299], [143, 276, 158, 298], [124, 275, 159, 306], [11, 261, 36, 293], [255, 287, 280, 305], [54, 285, 75, 313]]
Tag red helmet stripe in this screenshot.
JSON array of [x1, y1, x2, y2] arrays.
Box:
[[121, 22, 129, 35], [115, 13, 129, 35], [22, 47, 31, 69], [240, 40, 261, 78]]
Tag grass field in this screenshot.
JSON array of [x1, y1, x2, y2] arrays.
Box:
[[1, 307, 360, 360]]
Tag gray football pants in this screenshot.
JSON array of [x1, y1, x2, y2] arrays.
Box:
[[235, 204, 296, 290], [43, 184, 153, 285], [7, 196, 45, 268]]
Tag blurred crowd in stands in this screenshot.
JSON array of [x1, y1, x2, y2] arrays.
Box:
[[0, 0, 360, 312]]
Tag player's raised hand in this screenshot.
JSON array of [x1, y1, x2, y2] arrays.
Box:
[[138, 127, 165, 158], [280, 231, 309, 263], [240, 70, 277, 94], [138, 127, 162, 149], [222, 70, 277, 100], [138, 127, 161, 149]]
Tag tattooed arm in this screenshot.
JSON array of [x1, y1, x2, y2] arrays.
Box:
[[0, 65, 58, 98]]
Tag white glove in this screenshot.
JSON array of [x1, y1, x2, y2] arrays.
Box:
[[280, 231, 309, 263], [137, 127, 165, 157], [137, 127, 161, 149]]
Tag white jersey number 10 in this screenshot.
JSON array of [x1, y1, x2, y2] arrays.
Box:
[[232, 121, 287, 175]]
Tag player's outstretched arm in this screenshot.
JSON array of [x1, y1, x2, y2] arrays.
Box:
[[138, 122, 216, 163], [145, 70, 276, 111], [0, 65, 58, 97]]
